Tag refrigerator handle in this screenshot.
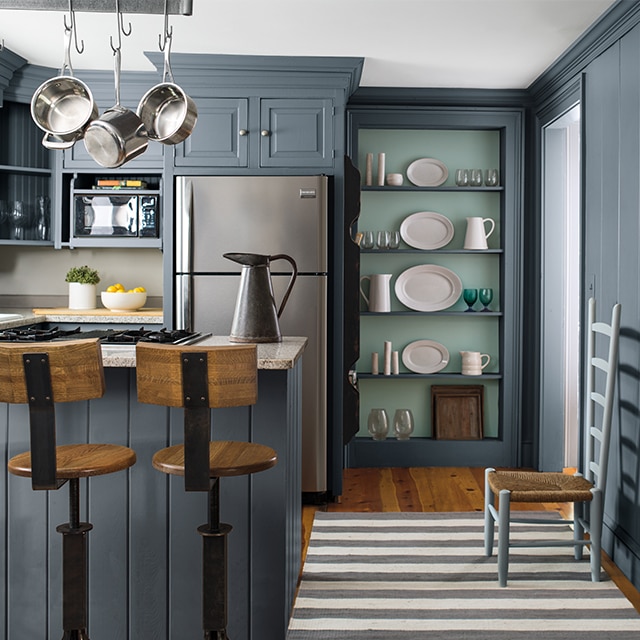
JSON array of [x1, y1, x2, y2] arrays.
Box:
[[175, 177, 193, 273], [175, 274, 192, 330]]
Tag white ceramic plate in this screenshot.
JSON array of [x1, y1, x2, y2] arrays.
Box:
[[406, 158, 449, 187], [402, 339, 450, 374], [394, 264, 462, 311], [400, 211, 455, 250]]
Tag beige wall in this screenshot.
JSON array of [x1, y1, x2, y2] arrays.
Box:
[[0, 246, 163, 297]]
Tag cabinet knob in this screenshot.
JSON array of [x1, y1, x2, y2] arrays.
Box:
[[239, 129, 248, 136], [261, 130, 271, 137]]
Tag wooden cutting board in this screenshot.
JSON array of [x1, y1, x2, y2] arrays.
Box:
[[32, 307, 164, 317]]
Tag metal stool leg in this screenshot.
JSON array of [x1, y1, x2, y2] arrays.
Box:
[[198, 478, 232, 640], [57, 478, 92, 640]]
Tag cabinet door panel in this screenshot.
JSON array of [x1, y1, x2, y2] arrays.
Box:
[[175, 98, 249, 168], [260, 99, 333, 168]]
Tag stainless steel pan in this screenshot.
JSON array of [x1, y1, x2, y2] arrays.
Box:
[[84, 49, 148, 168], [136, 32, 197, 145], [30, 27, 97, 148]]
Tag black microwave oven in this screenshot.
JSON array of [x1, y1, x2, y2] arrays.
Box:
[[73, 194, 159, 237]]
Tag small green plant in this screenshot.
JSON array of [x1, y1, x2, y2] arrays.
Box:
[[65, 265, 100, 285]]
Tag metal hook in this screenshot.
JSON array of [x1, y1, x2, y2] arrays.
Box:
[[63, 0, 84, 55], [109, 0, 132, 54], [0, 39, 4, 52], [158, 0, 173, 52]]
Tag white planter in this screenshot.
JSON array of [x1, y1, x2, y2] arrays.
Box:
[[68, 282, 97, 310]]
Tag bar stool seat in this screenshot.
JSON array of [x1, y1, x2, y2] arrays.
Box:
[[9, 443, 136, 479], [153, 440, 277, 478]]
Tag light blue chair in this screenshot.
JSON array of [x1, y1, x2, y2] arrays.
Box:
[[484, 298, 621, 587]]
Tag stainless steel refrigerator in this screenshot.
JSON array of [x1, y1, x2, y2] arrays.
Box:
[[175, 175, 328, 493]]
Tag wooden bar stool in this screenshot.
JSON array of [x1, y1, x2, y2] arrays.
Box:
[[136, 342, 277, 640], [0, 339, 136, 640]]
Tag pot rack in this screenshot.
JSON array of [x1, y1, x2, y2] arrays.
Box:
[[0, 0, 191, 14]]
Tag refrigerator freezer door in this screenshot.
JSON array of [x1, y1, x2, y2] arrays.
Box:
[[176, 176, 328, 274], [190, 274, 327, 492]]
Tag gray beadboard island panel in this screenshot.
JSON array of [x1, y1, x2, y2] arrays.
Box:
[[0, 339, 305, 640]]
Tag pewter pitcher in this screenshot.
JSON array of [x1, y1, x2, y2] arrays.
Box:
[[224, 252, 298, 343]]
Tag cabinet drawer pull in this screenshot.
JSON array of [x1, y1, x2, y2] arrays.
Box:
[[239, 129, 248, 136], [261, 130, 271, 137]]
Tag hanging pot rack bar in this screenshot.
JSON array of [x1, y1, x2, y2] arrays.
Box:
[[0, 0, 192, 15]]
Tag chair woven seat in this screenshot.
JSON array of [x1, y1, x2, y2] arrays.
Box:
[[8, 443, 136, 479], [152, 441, 277, 478], [487, 470, 594, 503]]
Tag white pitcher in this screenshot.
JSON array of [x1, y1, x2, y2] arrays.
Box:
[[360, 274, 392, 312], [460, 350, 490, 375], [464, 217, 495, 250]]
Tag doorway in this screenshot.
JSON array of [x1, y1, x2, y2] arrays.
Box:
[[539, 103, 582, 471]]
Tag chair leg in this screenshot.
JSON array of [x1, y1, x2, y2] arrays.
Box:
[[483, 467, 495, 557], [56, 478, 92, 640], [198, 478, 232, 640], [573, 500, 584, 560], [497, 489, 511, 588], [589, 488, 603, 582]]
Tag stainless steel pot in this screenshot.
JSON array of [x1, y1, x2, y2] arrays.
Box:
[[137, 81, 197, 144], [83, 49, 148, 168], [30, 28, 97, 146], [136, 31, 197, 145]]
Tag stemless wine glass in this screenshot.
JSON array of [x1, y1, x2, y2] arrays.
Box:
[[455, 169, 469, 186], [485, 169, 499, 187], [470, 169, 483, 187], [393, 409, 415, 440], [388, 230, 400, 250], [361, 230, 375, 249], [376, 230, 390, 250], [367, 408, 389, 441], [463, 288, 478, 312], [479, 288, 494, 312]]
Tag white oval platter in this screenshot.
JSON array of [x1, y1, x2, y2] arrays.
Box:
[[406, 158, 449, 187], [402, 339, 450, 374], [400, 211, 455, 250], [394, 264, 462, 312]]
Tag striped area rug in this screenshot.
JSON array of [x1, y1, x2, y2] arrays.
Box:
[[287, 512, 640, 639]]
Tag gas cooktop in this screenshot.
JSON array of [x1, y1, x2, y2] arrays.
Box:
[[0, 326, 207, 346]]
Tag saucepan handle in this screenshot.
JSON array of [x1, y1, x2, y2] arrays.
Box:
[[269, 254, 298, 318]]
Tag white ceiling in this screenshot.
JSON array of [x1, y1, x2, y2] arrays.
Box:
[[0, 0, 618, 88]]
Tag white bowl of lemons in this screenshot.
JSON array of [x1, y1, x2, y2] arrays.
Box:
[[101, 284, 147, 312]]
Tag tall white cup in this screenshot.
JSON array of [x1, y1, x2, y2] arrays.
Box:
[[460, 350, 490, 375], [464, 217, 495, 250], [360, 274, 392, 312]]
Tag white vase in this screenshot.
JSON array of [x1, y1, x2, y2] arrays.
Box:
[[68, 282, 97, 310]]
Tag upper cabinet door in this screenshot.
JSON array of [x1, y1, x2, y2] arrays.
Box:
[[174, 98, 249, 168], [259, 98, 334, 168]]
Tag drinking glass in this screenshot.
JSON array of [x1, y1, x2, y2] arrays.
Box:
[[485, 169, 499, 187], [463, 288, 478, 312], [393, 409, 415, 440], [9, 200, 32, 240], [361, 230, 375, 249], [388, 230, 400, 250], [479, 288, 493, 312], [455, 169, 469, 186], [35, 195, 50, 241], [469, 169, 483, 187], [367, 408, 389, 441], [376, 230, 390, 250]]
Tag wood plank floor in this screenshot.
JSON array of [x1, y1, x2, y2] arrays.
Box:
[[301, 467, 640, 614]]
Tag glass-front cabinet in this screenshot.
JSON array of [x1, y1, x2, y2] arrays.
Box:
[[346, 106, 524, 468], [0, 101, 52, 245]]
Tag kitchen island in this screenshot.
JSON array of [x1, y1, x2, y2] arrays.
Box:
[[0, 333, 306, 640]]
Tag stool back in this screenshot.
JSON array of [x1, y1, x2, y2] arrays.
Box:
[[136, 342, 257, 408], [0, 339, 105, 489], [136, 342, 258, 490]]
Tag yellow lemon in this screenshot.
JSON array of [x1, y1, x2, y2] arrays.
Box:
[[106, 285, 118, 293], [113, 283, 125, 291], [134, 286, 146, 293]]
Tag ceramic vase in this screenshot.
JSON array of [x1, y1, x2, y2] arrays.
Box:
[[68, 282, 97, 310]]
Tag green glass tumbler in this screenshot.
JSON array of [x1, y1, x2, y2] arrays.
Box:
[[463, 288, 478, 312]]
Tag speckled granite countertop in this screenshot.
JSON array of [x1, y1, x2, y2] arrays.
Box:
[[101, 336, 308, 369], [0, 308, 163, 327]]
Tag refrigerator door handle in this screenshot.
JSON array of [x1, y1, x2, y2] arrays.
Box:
[[176, 177, 193, 273], [175, 274, 192, 330]]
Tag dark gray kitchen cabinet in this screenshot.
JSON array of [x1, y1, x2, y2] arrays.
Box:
[[174, 96, 333, 169]]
